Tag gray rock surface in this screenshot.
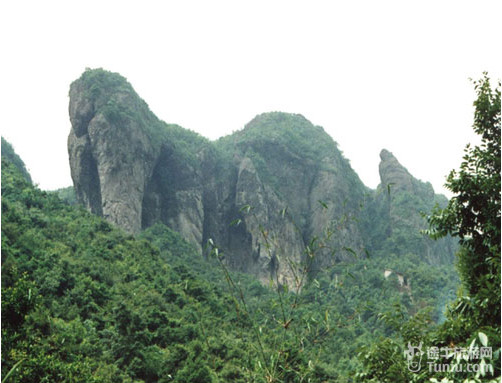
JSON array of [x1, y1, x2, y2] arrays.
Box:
[[68, 75, 158, 233], [68, 69, 456, 284]]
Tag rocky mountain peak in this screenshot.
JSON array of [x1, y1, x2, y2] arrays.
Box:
[[378, 148, 415, 194], [68, 69, 456, 284], [68, 69, 159, 233]]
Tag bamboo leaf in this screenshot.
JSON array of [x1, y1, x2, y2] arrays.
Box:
[[478, 332, 488, 347], [318, 200, 328, 209], [2, 359, 25, 383]]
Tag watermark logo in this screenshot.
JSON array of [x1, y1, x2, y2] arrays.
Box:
[[405, 343, 494, 374], [404, 342, 424, 372]]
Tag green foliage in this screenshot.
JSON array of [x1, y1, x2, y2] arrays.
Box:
[[51, 186, 77, 206], [2, 80, 473, 381], [2, 149, 458, 382], [1, 157, 241, 382], [428, 74, 501, 334], [1, 138, 32, 184], [216, 112, 364, 194], [231, 112, 339, 162], [357, 74, 501, 382], [427, 74, 501, 381], [204, 197, 459, 382]]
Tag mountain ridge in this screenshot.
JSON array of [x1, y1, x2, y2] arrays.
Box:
[[68, 68, 456, 284]]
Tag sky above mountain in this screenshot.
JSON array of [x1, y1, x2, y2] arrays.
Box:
[[1, 0, 501, 196]]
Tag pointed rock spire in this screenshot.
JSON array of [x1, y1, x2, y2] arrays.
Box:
[[378, 149, 415, 194]]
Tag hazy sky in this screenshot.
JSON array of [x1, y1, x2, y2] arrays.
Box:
[[1, 1, 500, 197]]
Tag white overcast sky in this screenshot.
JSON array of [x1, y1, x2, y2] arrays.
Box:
[[1, 1, 500, 197]]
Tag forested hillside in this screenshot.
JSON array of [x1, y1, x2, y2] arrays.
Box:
[[1, 138, 32, 184], [1, 140, 458, 382], [1, 73, 499, 383]]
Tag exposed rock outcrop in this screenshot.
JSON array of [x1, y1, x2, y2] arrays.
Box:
[[379, 149, 416, 195], [68, 71, 159, 233], [68, 69, 456, 284], [370, 149, 456, 264]]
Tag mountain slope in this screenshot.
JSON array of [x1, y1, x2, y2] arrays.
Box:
[[1, 140, 460, 382], [1, 137, 32, 184], [1, 147, 272, 382]]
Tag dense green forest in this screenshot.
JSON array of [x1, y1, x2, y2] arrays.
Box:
[[2, 147, 456, 382], [1, 75, 500, 382]]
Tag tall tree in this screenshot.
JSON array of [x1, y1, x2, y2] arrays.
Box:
[[427, 73, 501, 334], [356, 75, 500, 383]]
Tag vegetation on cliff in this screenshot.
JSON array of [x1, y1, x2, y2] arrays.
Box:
[[2, 71, 498, 382], [74, 68, 209, 164]]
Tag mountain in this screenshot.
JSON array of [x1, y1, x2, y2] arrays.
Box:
[[3, 70, 497, 382], [1, 139, 460, 382], [68, 68, 456, 285], [359, 149, 457, 265], [1, 147, 277, 382]]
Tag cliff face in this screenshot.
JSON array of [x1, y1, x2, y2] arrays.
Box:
[[68, 69, 455, 284], [379, 149, 417, 195], [68, 71, 159, 233], [366, 149, 456, 264]]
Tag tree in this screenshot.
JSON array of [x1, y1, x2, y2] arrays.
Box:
[[356, 75, 501, 383], [427, 73, 500, 334]]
